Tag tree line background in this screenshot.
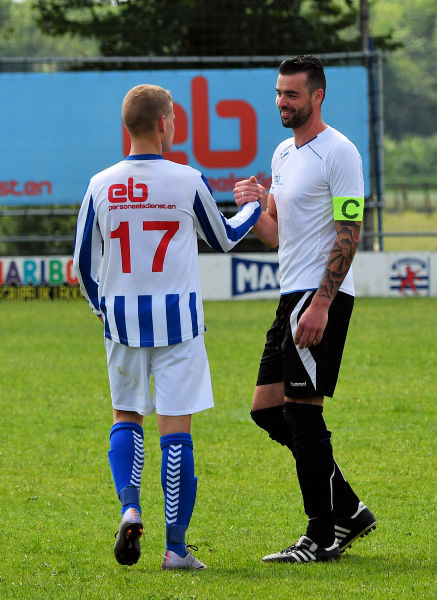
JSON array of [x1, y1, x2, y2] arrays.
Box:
[[0, 0, 436, 254], [1, 0, 436, 184]]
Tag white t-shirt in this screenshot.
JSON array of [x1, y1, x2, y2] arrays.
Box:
[[269, 126, 364, 296], [73, 154, 260, 347]]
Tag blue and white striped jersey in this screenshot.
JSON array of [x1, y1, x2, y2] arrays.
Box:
[[73, 154, 260, 347]]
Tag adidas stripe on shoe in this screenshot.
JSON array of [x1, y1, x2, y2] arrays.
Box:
[[262, 535, 340, 563], [114, 507, 143, 565], [335, 502, 376, 553]]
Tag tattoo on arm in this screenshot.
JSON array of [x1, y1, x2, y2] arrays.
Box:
[[318, 222, 361, 301]]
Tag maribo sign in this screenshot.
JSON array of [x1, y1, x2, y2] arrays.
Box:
[[0, 67, 369, 206], [0, 256, 81, 300], [1, 251, 436, 300]]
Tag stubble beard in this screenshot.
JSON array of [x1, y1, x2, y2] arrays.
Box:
[[280, 103, 313, 129]]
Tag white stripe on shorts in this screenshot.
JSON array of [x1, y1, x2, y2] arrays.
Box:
[[289, 291, 317, 390]]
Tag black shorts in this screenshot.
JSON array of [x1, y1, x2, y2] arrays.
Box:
[[256, 290, 354, 398]]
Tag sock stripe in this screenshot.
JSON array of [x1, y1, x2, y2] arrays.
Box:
[[165, 444, 182, 524], [129, 431, 145, 488]]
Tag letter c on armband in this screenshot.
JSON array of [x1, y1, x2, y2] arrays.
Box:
[[332, 196, 364, 221]]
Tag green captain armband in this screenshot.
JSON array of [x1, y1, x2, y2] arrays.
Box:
[[332, 196, 364, 221]]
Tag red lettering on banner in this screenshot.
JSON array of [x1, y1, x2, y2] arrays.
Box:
[[38, 181, 51, 195], [10, 180, 22, 196], [0, 181, 20, 196], [192, 76, 257, 168], [66, 259, 78, 285], [0, 180, 52, 197], [207, 171, 272, 193]]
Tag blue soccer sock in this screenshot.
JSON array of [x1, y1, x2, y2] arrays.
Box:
[[160, 433, 197, 558], [108, 422, 144, 515]]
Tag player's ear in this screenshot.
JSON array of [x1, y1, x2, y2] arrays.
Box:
[[312, 88, 324, 106], [158, 115, 166, 133]]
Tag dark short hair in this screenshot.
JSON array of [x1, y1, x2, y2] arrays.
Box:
[[278, 55, 326, 98]]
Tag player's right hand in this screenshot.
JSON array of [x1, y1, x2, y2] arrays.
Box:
[[233, 175, 267, 210], [293, 297, 330, 349]]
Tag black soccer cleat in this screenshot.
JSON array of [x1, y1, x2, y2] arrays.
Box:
[[335, 502, 376, 553], [114, 507, 143, 565], [262, 535, 340, 563]]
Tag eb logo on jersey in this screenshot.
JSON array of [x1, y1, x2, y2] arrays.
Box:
[[108, 177, 148, 203]]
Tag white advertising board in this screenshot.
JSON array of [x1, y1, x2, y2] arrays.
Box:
[[198, 252, 437, 299]]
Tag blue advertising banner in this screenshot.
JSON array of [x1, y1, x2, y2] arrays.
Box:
[[0, 67, 369, 206]]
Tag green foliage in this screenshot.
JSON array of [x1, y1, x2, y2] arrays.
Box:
[[0, 0, 98, 57], [0, 298, 435, 599], [0, 0, 11, 29], [384, 134, 437, 184], [32, 0, 365, 57], [0, 209, 77, 256], [370, 0, 437, 138]]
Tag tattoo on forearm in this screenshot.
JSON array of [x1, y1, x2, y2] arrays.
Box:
[[318, 222, 361, 300]]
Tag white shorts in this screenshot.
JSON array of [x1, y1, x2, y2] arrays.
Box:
[[104, 334, 214, 416]]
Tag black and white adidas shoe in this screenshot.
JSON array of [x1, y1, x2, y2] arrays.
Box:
[[262, 535, 340, 563], [335, 502, 376, 553]]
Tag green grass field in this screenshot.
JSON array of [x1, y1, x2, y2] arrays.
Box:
[[0, 298, 435, 599], [379, 210, 437, 251]]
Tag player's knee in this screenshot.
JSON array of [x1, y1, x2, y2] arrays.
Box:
[[283, 402, 331, 453], [250, 406, 293, 450]]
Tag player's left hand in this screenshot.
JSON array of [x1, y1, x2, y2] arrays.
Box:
[[233, 175, 267, 210]]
